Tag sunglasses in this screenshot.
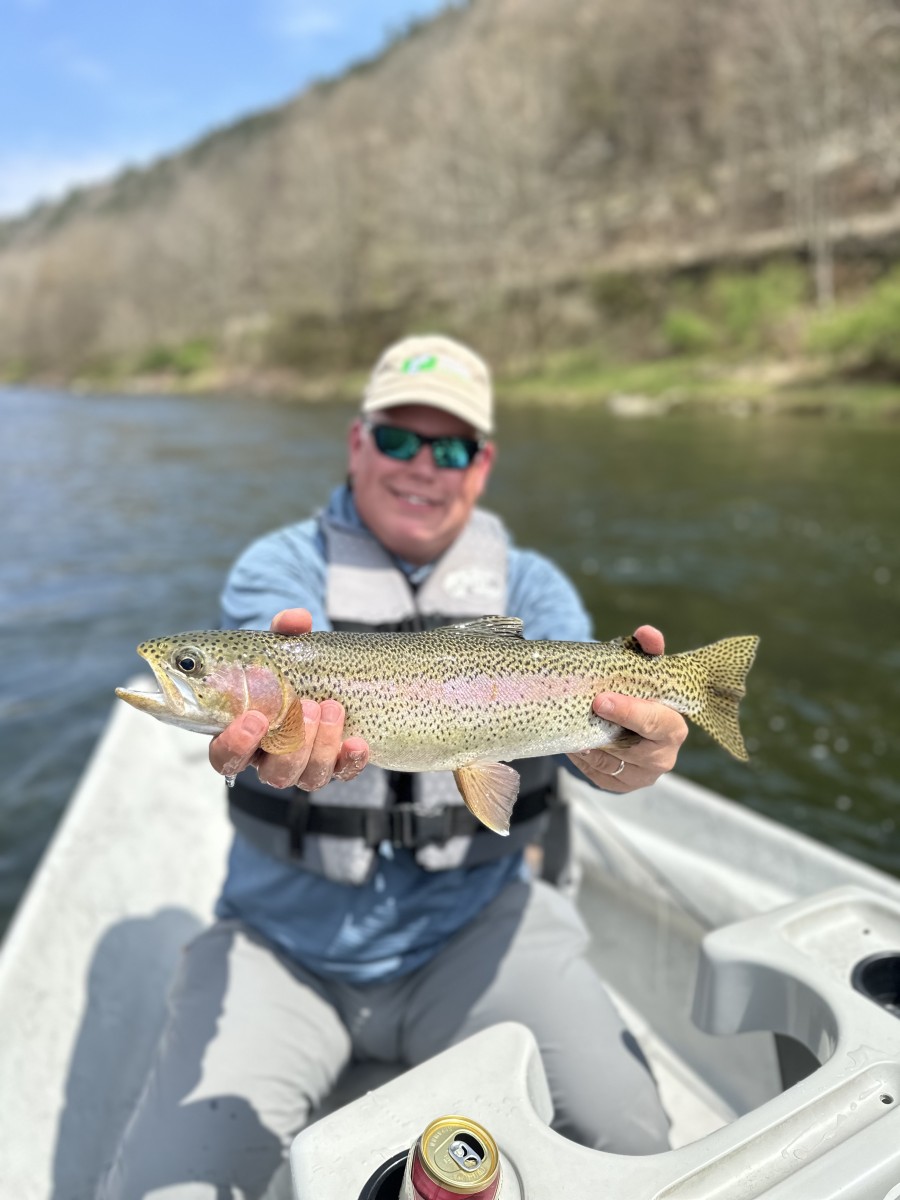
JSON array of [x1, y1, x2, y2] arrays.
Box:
[[363, 419, 485, 469]]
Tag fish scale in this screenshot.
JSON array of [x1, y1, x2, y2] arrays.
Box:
[[118, 617, 759, 835]]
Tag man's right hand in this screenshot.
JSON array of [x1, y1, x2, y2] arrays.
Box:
[[208, 608, 370, 790]]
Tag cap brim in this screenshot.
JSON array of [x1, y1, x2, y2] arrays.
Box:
[[363, 378, 492, 434]]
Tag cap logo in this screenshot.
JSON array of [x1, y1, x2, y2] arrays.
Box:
[[401, 353, 473, 381], [401, 354, 438, 374]]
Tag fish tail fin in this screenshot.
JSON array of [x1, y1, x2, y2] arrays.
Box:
[[679, 635, 760, 761]]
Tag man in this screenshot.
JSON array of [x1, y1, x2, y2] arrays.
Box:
[[101, 335, 686, 1199]]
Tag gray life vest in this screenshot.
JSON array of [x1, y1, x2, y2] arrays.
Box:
[[228, 506, 559, 884]]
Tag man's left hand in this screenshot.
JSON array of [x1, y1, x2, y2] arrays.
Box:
[[567, 624, 688, 793]]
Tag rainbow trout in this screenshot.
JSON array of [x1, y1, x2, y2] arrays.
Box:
[[116, 617, 758, 835]]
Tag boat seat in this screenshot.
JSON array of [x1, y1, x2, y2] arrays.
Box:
[[292, 886, 900, 1200]]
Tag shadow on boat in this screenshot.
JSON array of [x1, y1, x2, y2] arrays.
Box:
[[51, 909, 203, 1198]]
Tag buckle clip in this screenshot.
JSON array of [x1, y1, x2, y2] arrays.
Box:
[[389, 804, 416, 848], [388, 805, 454, 848]]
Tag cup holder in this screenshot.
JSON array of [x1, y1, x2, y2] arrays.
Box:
[[851, 951, 900, 1018], [357, 1149, 408, 1200]]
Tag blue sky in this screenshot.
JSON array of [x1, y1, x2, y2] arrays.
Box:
[[0, 0, 454, 217]]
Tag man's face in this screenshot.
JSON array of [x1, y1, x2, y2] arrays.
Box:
[[347, 403, 495, 565]]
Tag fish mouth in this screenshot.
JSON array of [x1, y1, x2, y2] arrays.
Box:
[[115, 649, 219, 733]]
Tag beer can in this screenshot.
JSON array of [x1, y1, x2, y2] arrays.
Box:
[[403, 1114, 501, 1200]]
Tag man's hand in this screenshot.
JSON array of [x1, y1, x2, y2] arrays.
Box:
[[567, 624, 688, 793], [208, 608, 370, 789]]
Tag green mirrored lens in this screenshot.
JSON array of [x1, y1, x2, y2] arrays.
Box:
[[373, 425, 420, 460], [432, 438, 472, 468]]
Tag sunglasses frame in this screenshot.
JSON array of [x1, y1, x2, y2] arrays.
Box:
[[362, 417, 486, 469]]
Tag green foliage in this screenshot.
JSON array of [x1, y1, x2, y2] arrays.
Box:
[[808, 268, 900, 376], [661, 262, 806, 356], [135, 338, 215, 377], [662, 307, 717, 355], [709, 263, 805, 349]]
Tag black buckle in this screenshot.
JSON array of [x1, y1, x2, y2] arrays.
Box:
[[411, 807, 455, 846], [389, 804, 416, 848], [385, 805, 454, 849]]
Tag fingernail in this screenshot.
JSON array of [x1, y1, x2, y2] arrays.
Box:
[[302, 700, 320, 722], [596, 697, 616, 715], [348, 750, 367, 766], [243, 712, 267, 738]]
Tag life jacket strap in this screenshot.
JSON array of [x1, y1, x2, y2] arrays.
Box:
[[229, 777, 555, 855]]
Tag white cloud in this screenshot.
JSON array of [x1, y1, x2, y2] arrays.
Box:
[[272, 1, 343, 40], [0, 151, 131, 219]]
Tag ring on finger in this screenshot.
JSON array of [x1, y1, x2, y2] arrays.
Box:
[[610, 758, 626, 777]]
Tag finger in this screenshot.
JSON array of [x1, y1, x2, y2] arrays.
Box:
[[333, 737, 370, 782], [569, 747, 629, 779], [256, 700, 321, 788], [209, 710, 269, 776], [592, 694, 687, 750], [568, 749, 652, 792], [296, 699, 346, 791], [633, 624, 665, 656], [270, 608, 314, 635], [577, 747, 631, 778]]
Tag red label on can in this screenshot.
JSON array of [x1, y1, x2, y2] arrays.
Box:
[[409, 1148, 500, 1200]]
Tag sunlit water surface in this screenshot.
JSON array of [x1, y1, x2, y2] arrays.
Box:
[[1, 387, 898, 935]]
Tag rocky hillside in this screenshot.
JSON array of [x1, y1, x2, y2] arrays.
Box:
[[2, 0, 900, 376]]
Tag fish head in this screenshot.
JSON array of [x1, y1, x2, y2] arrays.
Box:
[[115, 631, 291, 736]]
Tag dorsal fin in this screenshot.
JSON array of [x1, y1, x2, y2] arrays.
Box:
[[613, 633, 656, 659], [435, 616, 525, 639]]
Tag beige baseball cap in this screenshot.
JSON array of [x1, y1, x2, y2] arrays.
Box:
[[361, 334, 493, 435]]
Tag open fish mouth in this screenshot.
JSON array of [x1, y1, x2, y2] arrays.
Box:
[[115, 653, 220, 733]]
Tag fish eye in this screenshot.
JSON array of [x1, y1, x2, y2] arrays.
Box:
[[173, 647, 204, 676]]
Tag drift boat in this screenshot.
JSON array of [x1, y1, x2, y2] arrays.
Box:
[[1, 683, 898, 1198]]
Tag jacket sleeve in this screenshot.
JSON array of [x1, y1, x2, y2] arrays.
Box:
[[506, 547, 594, 643]]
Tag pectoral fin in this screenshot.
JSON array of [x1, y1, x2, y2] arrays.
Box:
[[607, 729, 641, 752], [453, 761, 520, 836], [260, 698, 306, 755]]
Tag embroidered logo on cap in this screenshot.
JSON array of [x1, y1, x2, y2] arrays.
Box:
[[401, 354, 473, 380], [401, 354, 438, 373]]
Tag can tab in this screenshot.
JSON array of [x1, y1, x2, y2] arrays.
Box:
[[449, 1137, 485, 1172]]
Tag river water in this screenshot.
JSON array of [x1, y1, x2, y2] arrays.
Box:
[[1, 386, 898, 936]]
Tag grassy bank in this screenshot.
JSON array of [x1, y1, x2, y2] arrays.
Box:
[[6, 261, 900, 419], [497, 261, 900, 419], [496, 348, 900, 420]]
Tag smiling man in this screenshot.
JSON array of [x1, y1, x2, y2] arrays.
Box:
[[100, 335, 686, 1199]]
